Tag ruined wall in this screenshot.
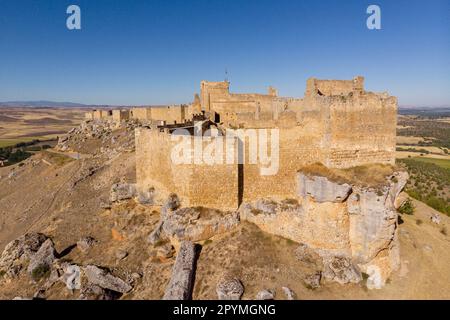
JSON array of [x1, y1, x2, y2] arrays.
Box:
[[93, 110, 112, 120], [305, 76, 364, 97], [131, 107, 152, 121], [85, 111, 94, 120], [112, 110, 130, 122], [135, 128, 239, 210]]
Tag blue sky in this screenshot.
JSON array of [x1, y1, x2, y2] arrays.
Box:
[[0, 0, 449, 106]]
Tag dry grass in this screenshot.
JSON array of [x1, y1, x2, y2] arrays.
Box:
[[300, 162, 398, 188], [41, 150, 74, 166]]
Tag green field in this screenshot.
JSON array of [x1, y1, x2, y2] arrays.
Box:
[[411, 157, 450, 169], [0, 139, 28, 148]]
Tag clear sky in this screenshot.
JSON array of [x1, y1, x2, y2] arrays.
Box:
[[0, 0, 449, 106]]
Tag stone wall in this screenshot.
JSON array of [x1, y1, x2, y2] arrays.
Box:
[[135, 127, 239, 210], [112, 110, 130, 122]]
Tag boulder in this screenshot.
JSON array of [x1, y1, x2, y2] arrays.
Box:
[[162, 207, 240, 243], [216, 275, 244, 300], [110, 183, 137, 202], [297, 173, 352, 203], [79, 284, 119, 300], [303, 272, 321, 289], [27, 239, 56, 281], [0, 233, 48, 274], [163, 241, 197, 300], [430, 213, 441, 225], [256, 289, 274, 300], [77, 236, 97, 253], [281, 287, 295, 300], [295, 244, 323, 268], [84, 265, 132, 293], [322, 256, 362, 285]]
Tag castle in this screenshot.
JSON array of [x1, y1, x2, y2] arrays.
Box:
[[85, 76, 397, 210], [82, 76, 402, 288], [133, 76, 397, 210]]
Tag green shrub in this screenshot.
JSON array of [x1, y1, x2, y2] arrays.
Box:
[[399, 199, 414, 215]]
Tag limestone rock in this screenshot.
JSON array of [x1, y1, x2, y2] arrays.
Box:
[[295, 244, 323, 268], [27, 239, 56, 281], [79, 284, 119, 300], [281, 287, 295, 300], [216, 276, 244, 300], [77, 236, 97, 253], [115, 250, 128, 260], [303, 272, 321, 289], [0, 233, 48, 274], [60, 264, 81, 290], [150, 206, 240, 245], [147, 221, 165, 245], [322, 256, 361, 285], [156, 244, 174, 259], [84, 265, 132, 293], [430, 213, 441, 225], [110, 183, 137, 202], [256, 289, 274, 300], [163, 241, 197, 300], [297, 173, 352, 203]]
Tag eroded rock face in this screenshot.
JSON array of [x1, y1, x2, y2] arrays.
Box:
[[149, 197, 240, 246], [0, 233, 48, 278], [240, 170, 408, 288], [240, 198, 351, 255], [348, 171, 408, 288], [297, 173, 352, 203]]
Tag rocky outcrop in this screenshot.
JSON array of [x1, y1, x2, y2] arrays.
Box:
[[216, 275, 244, 300], [256, 289, 274, 300], [163, 241, 197, 300], [110, 183, 137, 202], [0, 233, 48, 278], [322, 256, 362, 285], [148, 195, 240, 246], [297, 173, 352, 202], [27, 239, 56, 281], [281, 287, 295, 300], [77, 236, 97, 254], [84, 265, 132, 294], [241, 170, 408, 289]]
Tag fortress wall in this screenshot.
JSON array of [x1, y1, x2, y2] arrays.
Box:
[[323, 93, 397, 168], [132, 107, 152, 120], [306, 76, 364, 97], [240, 121, 327, 203], [112, 110, 130, 122], [85, 111, 94, 120], [135, 128, 239, 210]]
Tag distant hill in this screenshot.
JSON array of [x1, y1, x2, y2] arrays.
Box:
[[0, 101, 91, 108], [398, 106, 450, 117]]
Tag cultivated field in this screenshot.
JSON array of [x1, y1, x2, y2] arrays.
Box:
[[0, 107, 85, 147]]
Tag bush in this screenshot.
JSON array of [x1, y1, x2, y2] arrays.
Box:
[[399, 199, 415, 215], [31, 264, 50, 281]]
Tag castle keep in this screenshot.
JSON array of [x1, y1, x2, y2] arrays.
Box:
[[134, 76, 397, 210]]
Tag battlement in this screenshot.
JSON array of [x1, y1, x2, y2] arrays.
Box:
[[305, 76, 365, 97]]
